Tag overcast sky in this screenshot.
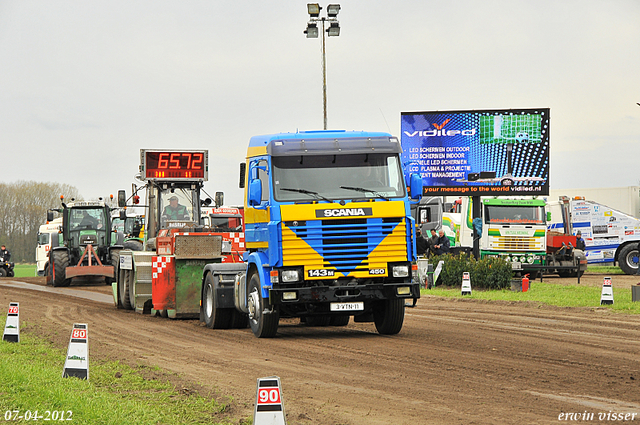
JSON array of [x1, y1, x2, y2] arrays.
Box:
[[1, 0, 639, 206]]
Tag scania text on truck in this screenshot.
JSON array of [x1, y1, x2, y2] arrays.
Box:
[[200, 130, 423, 338]]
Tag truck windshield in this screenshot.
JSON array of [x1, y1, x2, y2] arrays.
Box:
[[484, 205, 546, 225], [272, 153, 406, 201]]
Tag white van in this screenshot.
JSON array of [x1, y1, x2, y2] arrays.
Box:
[[35, 218, 62, 276]]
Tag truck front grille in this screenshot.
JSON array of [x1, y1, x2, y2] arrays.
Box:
[[282, 217, 407, 275]]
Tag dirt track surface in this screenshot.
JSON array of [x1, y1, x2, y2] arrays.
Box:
[[4, 274, 640, 424]]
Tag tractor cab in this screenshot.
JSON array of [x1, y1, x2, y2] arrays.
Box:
[[60, 201, 112, 260], [144, 183, 206, 240]]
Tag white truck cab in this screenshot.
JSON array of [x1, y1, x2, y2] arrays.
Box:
[[35, 218, 62, 276]]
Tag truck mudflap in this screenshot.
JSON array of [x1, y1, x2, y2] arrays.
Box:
[[268, 283, 420, 305]]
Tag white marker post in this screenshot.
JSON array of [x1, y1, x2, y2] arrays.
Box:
[[62, 323, 89, 380], [461, 272, 472, 296], [433, 260, 444, 285], [3, 302, 19, 343], [254, 376, 286, 425], [600, 276, 614, 305]]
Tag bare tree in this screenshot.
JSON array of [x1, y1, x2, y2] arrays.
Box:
[[0, 181, 81, 263]]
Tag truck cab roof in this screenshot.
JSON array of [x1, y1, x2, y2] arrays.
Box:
[[248, 130, 401, 157]]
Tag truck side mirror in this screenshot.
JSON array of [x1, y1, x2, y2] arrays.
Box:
[[47, 211, 54, 222], [215, 192, 224, 208], [409, 174, 423, 200], [120, 210, 127, 220], [118, 190, 126, 207], [248, 179, 262, 207], [239, 163, 246, 189]]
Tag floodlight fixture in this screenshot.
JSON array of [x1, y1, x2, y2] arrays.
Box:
[[327, 4, 341, 17], [304, 23, 319, 38], [303, 3, 342, 130], [327, 22, 340, 37], [307, 3, 321, 17]]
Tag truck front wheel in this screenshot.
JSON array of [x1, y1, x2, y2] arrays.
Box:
[[247, 273, 279, 338], [202, 273, 233, 329], [373, 299, 405, 335], [619, 244, 639, 275]]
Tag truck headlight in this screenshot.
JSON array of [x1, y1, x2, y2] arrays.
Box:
[[392, 265, 409, 278], [282, 291, 297, 301], [281, 270, 300, 283], [397, 286, 411, 295]]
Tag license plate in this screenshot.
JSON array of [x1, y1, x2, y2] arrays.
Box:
[[330, 302, 364, 312], [511, 261, 522, 270]]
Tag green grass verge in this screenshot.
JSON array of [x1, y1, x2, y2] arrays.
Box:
[[0, 323, 245, 425], [423, 282, 640, 314], [11, 264, 37, 278], [586, 265, 625, 275]]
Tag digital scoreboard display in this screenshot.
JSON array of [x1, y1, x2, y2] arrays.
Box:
[[141, 150, 208, 181]]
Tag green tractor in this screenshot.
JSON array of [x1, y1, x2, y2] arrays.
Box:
[[46, 199, 123, 287], [111, 212, 144, 251]]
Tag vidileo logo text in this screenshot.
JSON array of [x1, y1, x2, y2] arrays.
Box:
[[316, 208, 373, 218], [404, 119, 476, 137]]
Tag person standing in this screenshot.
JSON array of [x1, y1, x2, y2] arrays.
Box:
[[575, 230, 586, 251], [416, 229, 429, 256], [428, 229, 439, 255]]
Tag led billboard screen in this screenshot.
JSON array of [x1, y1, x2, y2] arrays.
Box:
[[401, 108, 549, 196]]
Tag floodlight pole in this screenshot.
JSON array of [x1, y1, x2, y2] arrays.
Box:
[[321, 17, 327, 130], [305, 4, 340, 131]]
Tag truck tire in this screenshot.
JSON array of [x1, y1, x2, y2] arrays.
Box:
[[373, 299, 405, 335], [127, 271, 136, 310], [618, 244, 639, 275], [106, 249, 121, 285], [51, 250, 71, 287], [230, 310, 249, 329], [119, 269, 133, 310], [305, 315, 331, 326], [202, 273, 232, 329], [330, 315, 350, 326], [123, 240, 143, 251], [247, 273, 279, 338]]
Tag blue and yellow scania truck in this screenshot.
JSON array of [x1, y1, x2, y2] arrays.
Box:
[[200, 130, 423, 337]]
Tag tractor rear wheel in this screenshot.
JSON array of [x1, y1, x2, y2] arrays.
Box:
[[106, 249, 121, 285], [119, 269, 133, 310], [123, 240, 143, 251], [51, 250, 70, 287]]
